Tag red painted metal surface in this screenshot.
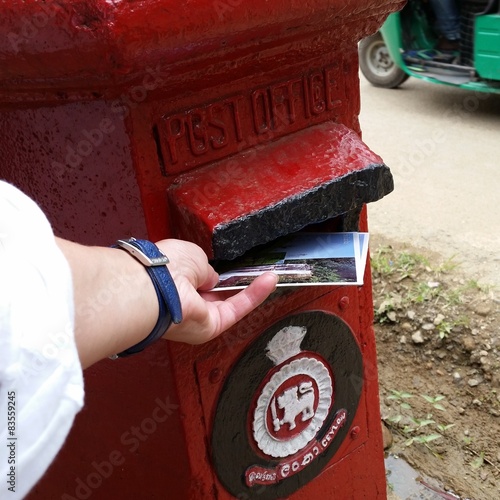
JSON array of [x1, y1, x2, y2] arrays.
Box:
[[0, 1, 403, 498], [168, 122, 388, 258], [0, 102, 147, 245], [0, 0, 404, 97]]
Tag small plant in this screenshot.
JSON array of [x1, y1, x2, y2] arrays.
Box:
[[436, 321, 454, 339], [436, 317, 469, 339], [408, 281, 441, 304], [371, 246, 394, 275], [371, 247, 429, 278], [411, 417, 436, 428], [462, 279, 485, 292], [405, 433, 442, 447], [394, 251, 429, 279], [401, 415, 441, 447], [388, 389, 414, 410], [421, 394, 446, 411], [437, 423, 455, 433], [436, 255, 459, 274], [463, 436, 473, 446], [388, 414, 403, 425], [441, 288, 463, 307], [470, 452, 485, 470], [385, 390, 456, 450]]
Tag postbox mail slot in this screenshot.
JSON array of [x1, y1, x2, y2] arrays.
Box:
[[168, 121, 393, 260]]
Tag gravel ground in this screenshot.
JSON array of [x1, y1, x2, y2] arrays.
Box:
[[371, 236, 499, 499]]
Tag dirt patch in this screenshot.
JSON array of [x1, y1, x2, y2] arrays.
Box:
[[371, 235, 500, 500]]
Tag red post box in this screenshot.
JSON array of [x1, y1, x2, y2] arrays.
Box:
[[0, 1, 404, 498]]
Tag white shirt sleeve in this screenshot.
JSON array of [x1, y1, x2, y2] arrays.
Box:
[[0, 181, 84, 499]]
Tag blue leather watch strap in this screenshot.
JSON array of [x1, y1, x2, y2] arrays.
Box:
[[113, 238, 182, 358]]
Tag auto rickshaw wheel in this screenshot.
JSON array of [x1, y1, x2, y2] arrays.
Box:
[[359, 33, 409, 89]]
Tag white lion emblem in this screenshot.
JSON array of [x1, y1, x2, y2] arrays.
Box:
[[273, 382, 315, 431]]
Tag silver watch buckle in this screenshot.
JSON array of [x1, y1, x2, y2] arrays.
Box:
[[116, 238, 169, 267]]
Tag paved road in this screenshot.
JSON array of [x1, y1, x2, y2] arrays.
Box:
[[359, 74, 500, 289]]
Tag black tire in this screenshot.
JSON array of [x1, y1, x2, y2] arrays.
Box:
[[359, 33, 409, 88]]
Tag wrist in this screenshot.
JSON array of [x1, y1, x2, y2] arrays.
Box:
[[57, 239, 158, 368], [111, 238, 183, 358]]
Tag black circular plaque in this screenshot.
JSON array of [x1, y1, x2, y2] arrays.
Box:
[[211, 310, 363, 499]]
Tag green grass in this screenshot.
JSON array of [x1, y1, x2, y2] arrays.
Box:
[[371, 246, 468, 329], [371, 246, 429, 277]]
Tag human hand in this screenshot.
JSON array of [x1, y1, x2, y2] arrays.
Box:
[[156, 239, 278, 344], [58, 237, 277, 367]]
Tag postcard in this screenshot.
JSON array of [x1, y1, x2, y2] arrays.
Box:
[[211, 232, 369, 291]]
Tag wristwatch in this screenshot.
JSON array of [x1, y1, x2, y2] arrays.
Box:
[[111, 238, 183, 358]]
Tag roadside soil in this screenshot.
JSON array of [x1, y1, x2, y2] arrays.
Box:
[[371, 235, 500, 500]]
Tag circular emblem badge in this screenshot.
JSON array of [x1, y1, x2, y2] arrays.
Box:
[[211, 311, 363, 499], [251, 326, 334, 458]]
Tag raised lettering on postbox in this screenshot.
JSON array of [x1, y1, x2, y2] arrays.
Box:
[[155, 64, 344, 174]]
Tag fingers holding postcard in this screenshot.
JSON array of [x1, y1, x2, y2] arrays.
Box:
[[212, 232, 369, 291]]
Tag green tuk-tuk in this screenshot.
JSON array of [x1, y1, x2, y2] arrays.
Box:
[[359, 0, 500, 93]]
